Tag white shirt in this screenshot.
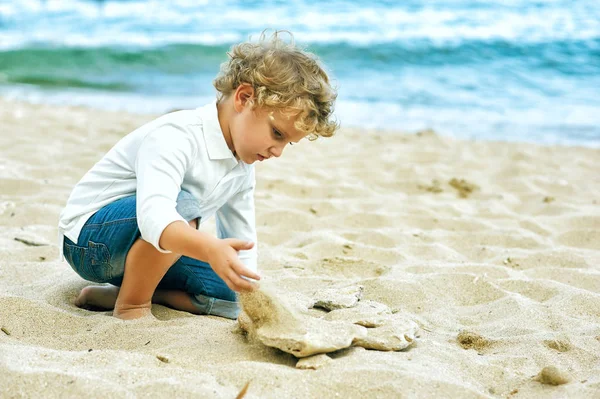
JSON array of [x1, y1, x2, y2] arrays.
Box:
[[58, 101, 258, 272]]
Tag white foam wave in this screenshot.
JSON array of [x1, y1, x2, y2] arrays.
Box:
[[0, 0, 598, 49]]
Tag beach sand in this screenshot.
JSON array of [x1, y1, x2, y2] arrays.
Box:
[[1, 97, 599, 398]]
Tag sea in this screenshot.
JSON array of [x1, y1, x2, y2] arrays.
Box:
[[1, 0, 599, 146]]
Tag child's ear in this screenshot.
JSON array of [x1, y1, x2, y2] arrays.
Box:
[[234, 83, 255, 111]]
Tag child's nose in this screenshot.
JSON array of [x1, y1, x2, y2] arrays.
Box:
[[269, 145, 284, 158]]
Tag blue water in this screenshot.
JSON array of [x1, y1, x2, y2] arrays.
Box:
[[1, 0, 599, 146]]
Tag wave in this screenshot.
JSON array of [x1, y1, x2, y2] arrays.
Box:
[[1, 38, 597, 93], [0, 45, 228, 92], [1, 0, 599, 49]]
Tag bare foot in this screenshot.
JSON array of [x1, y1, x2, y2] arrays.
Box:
[[113, 302, 153, 320], [74, 285, 120, 310]]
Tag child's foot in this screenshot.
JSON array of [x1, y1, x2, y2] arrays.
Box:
[[74, 285, 120, 310]]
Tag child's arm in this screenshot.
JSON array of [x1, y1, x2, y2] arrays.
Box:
[[159, 220, 259, 291]]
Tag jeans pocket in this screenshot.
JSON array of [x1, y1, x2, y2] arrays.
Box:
[[87, 241, 113, 282], [64, 240, 112, 283]]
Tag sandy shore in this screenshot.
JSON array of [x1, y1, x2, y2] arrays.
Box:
[[1, 97, 599, 398]]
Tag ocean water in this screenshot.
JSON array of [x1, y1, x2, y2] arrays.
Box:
[[1, 0, 599, 146]]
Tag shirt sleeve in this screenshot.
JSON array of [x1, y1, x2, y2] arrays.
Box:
[[215, 168, 258, 272], [135, 123, 197, 253]]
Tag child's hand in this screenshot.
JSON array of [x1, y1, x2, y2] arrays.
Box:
[[206, 238, 260, 292]]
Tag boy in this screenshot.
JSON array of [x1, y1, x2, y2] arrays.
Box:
[[58, 31, 338, 320]]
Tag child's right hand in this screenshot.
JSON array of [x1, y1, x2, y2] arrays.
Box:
[[206, 238, 260, 292]]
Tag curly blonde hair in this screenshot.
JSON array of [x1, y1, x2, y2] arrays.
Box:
[[213, 30, 339, 139]]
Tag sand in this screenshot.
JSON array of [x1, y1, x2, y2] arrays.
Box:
[[1, 97, 599, 398]]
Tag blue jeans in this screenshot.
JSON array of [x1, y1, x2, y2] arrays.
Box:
[[63, 191, 239, 319]]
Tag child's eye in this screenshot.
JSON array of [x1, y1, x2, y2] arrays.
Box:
[[273, 127, 293, 145]]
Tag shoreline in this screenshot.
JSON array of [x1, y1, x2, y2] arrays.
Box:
[[1, 98, 599, 398], [1, 94, 598, 149]]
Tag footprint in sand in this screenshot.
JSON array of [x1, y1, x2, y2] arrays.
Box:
[[238, 284, 418, 358]]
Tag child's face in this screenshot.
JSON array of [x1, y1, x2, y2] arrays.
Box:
[[231, 100, 307, 165]]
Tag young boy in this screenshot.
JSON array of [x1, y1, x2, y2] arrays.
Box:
[[58, 31, 338, 320]]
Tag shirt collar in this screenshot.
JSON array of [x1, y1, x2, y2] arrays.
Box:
[[200, 100, 237, 161]]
